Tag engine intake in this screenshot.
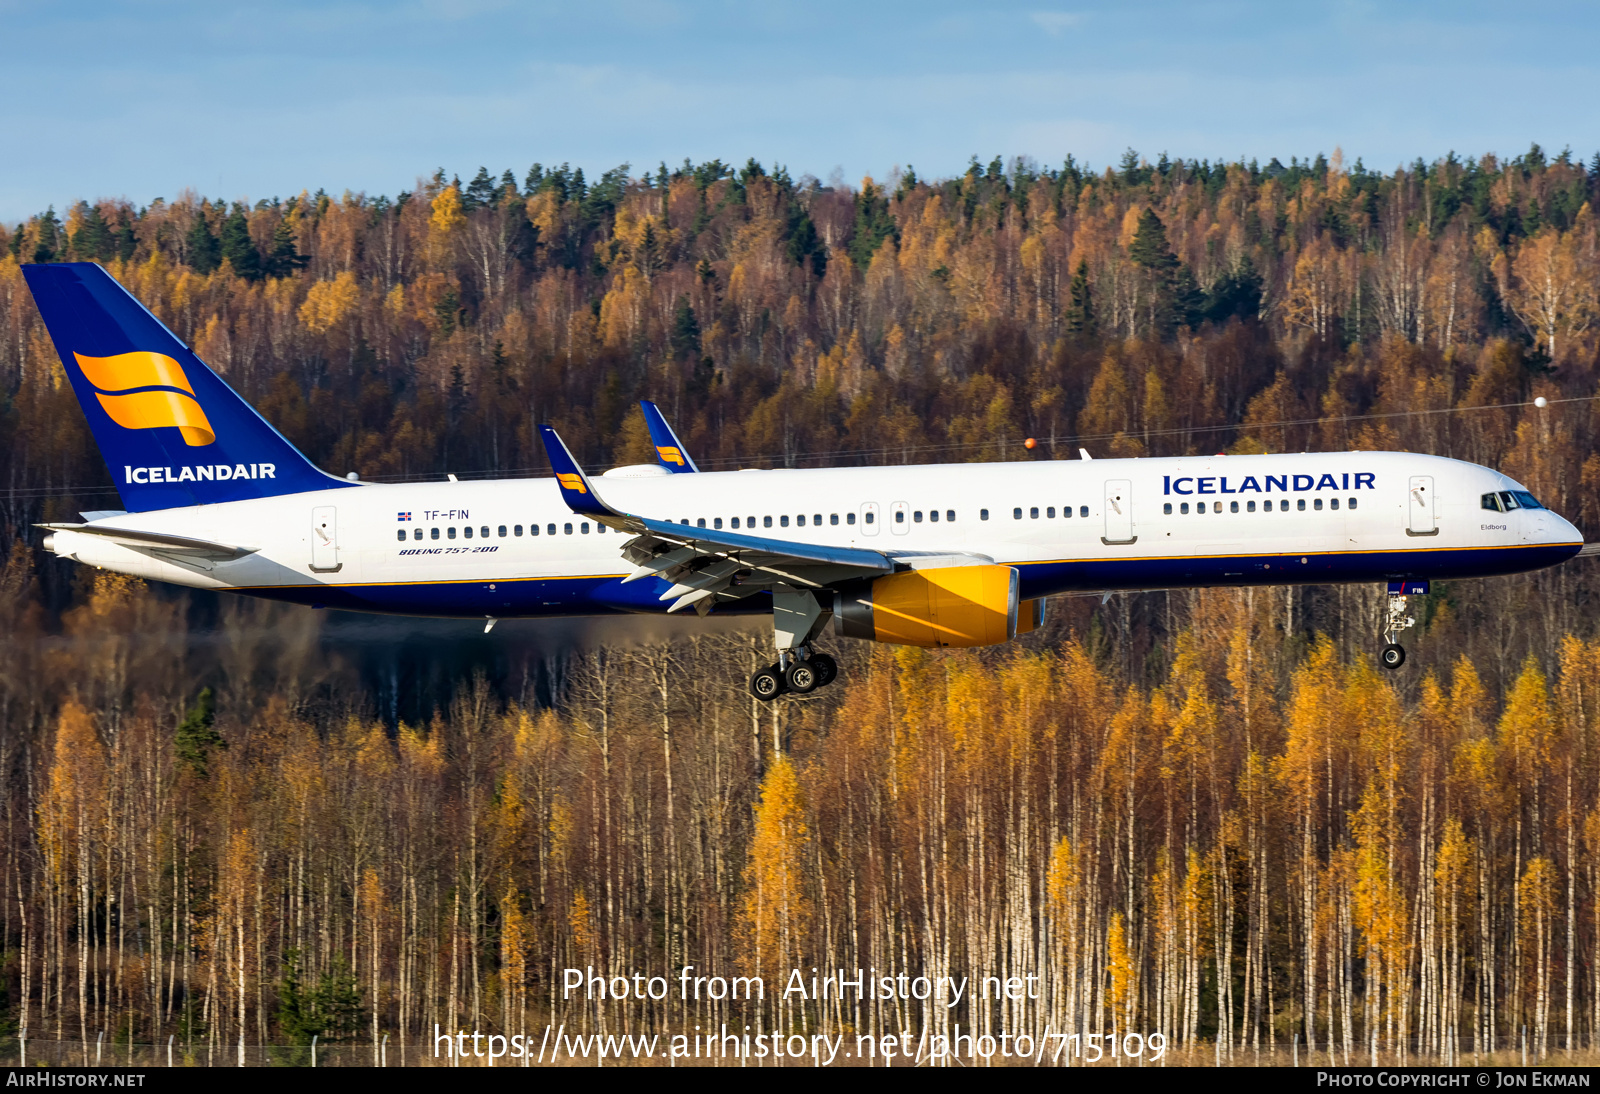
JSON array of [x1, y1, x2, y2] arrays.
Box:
[[833, 565, 1022, 648]]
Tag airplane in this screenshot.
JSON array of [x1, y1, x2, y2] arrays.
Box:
[[22, 262, 1588, 699]]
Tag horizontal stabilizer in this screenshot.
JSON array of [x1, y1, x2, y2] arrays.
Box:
[[40, 523, 258, 561]]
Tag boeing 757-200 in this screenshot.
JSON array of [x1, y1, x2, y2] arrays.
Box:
[[22, 263, 1586, 698]]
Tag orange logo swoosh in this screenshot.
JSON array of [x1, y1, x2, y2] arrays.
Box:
[[95, 391, 216, 447], [74, 351, 196, 395], [556, 473, 588, 495], [657, 445, 685, 466], [74, 350, 214, 447]]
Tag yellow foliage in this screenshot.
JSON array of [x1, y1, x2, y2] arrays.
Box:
[[299, 271, 361, 333], [739, 755, 811, 973]]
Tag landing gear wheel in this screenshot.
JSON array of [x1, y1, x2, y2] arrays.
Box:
[[750, 666, 786, 701], [810, 653, 838, 687], [786, 660, 819, 694], [1380, 643, 1406, 670]]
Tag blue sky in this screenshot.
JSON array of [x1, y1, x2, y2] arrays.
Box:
[[2, 0, 1596, 221]]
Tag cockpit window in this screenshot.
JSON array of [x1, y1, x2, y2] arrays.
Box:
[[1511, 491, 1543, 510], [1498, 491, 1520, 511], [1481, 493, 1502, 512]]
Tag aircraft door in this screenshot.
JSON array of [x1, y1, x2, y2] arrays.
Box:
[[311, 506, 342, 572], [890, 501, 910, 535], [860, 502, 880, 536], [1102, 480, 1135, 544], [1407, 476, 1437, 536]]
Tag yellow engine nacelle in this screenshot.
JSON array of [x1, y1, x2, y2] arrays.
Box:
[[833, 565, 1027, 648]]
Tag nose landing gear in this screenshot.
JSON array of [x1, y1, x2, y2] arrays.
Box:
[[1378, 581, 1426, 670]]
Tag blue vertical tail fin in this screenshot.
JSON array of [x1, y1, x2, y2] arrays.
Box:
[[23, 262, 351, 512], [639, 400, 699, 473]]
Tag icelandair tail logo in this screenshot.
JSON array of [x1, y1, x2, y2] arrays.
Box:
[[656, 445, 686, 466], [556, 473, 588, 494], [73, 351, 215, 447]]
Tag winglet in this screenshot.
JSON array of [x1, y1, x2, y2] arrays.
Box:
[[537, 425, 641, 531], [640, 400, 699, 473]]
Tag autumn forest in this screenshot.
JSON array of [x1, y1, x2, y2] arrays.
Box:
[[4, 146, 1600, 1064]]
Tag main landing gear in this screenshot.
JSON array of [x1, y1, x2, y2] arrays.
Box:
[[750, 584, 842, 700], [749, 649, 839, 700], [1378, 583, 1423, 670]]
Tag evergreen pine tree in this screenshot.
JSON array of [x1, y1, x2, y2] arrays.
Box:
[[175, 687, 224, 777], [1066, 259, 1096, 334], [670, 296, 700, 360], [70, 202, 114, 261], [847, 179, 897, 268], [265, 219, 306, 279], [33, 208, 60, 263], [185, 210, 220, 273], [464, 167, 496, 211], [219, 206, 262, 280]]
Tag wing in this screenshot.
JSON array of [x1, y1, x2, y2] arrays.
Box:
[[542, 424, 981, 614], [40, 522, 258, 561], [639, 400, 699, 473]]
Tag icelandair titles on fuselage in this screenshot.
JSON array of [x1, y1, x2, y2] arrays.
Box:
[[1164, 472, 1376, 496], [125, 463, 276, 484]]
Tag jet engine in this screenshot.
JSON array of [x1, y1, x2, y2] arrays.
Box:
[[833, 565, 1042, 648]]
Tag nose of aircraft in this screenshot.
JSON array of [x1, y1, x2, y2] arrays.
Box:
[[1549, 510, 1585, 553]]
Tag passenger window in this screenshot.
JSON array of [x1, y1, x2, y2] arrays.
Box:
[[1330, 498, 1339, 510], [547, 524, 556, 535], [946, 510, 955, 522], [432, 527, 440, 540], [498, 525, 507, 537], [581, 523, 589, 533], [697, 518, 706, 528], [1247, 501, 1256, 512], [414, 528, 423, 540], [980, 509, 989, 521], [1079, 506, 1088, 518], [396, 529, 406, 542], [448, 527, 457, 539], [1213, 502, 1222, 513], [514, 525, 523, 536], [764, 516, 773, 528], [797, 515, 806, 527], [1349, 498, 1357, 510], [1180, 502, 1189, 514], [597, 523, 605, 534], [1162, 503, 1171, 515], [1030, 507, 1039, 519], [1314, 499, 1323, 511], [731, 517, 740, 529], [914, 511, 923, 523], [864, 512, 873, 524], [830, 514, 839, 525], [463, 526, 472, 539], [1013, 508, 1023, 520], [1297, 499, 1306, 511], [714, 517, 723, 529], [1264, 500, 1273, 512], [1230, 501, 1239, 513], [530, 524, 539, 536], [814, 514, 822, 525], [564, 523, 573, 535], [479, 526, 488, 538], [781, 515, 790, 527], [1047, 507, 1056, 518], [929, 510, 939, 522], [893, 511, 902, 524], [747, 516, 756, 527]]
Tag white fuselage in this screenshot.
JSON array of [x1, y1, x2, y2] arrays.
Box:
[[45, 451, 1583, 618]]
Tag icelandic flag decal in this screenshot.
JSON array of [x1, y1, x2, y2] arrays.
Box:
[[398, 512, 412, 521]]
